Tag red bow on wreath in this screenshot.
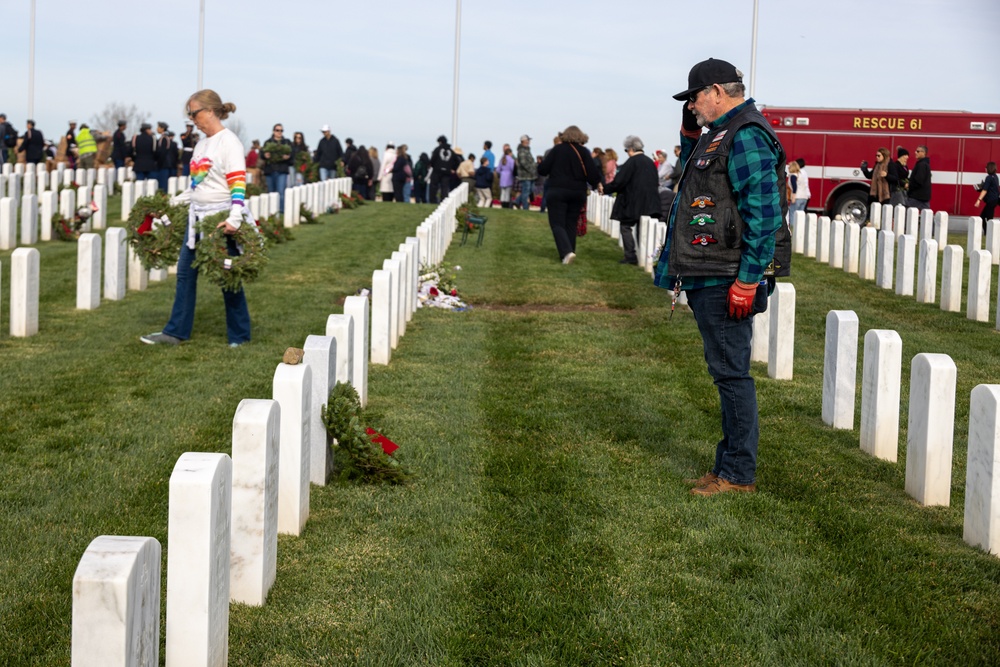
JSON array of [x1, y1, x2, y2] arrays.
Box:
[[137, 214, 154, 236], [365, 428, 399, 455]]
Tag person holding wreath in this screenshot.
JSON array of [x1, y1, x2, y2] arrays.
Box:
[[141, 89, 254, 347]]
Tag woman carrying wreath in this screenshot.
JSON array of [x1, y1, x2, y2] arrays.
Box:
[[141, 89, 254, 348]]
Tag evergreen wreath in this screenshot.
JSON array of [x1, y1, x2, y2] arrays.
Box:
[[257, 213, 293, 245], [53, 210, 86, 241], [126, 192, 187, 270], [261, 141, 291, 166], [339, 192, 358, 210], [191, 211, 268, 292], [299, 203, 319, 224], [322, 382, 409, 485]]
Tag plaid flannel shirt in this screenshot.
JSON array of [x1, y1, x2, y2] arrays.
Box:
[[654, 98, 782, 291]]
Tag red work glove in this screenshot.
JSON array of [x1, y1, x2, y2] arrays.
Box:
[[727, 280, 758, 320]]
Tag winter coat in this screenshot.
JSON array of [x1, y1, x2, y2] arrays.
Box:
[[496, 154, 516, 188], [908, 157, 932, 201], [536, 142, 601, 193], [603, 152, 661, 224], [314, 135, 343, 169], [516, 144, 537, 180], [380, 148, 397, 192], [131, 132, 156, 172]]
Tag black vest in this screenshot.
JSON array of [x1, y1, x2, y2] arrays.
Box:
[[668, 102, 791, 279]]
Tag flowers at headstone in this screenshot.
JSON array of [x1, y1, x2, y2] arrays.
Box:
[[126, 192, 187, 269], [322, 382, 409, 484], [52, 207, 92, 242], [261, 141, 291, 166], [256, 213, 293, 245], [418, 262, 467, 310], [191, 211, 268, 292]]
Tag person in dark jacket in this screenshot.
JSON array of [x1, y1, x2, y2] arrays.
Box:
[[600, 135, 661, 264], [154, 122, 171, 191], [17, 120, 45, 164], [343, 137, 357, 167], [164, 131, 179, 182], [0, 113, 16, 165], [906, 145, 931, 210], [429, 135, 459, 204], [262, 124, 292, 211], [391, 144, 413, 202], [536, 124, 602, 264], [132, 123, 156, 180], [413, 152, 430, 204], [887, 147, 909, 206], [347, 144, 373, 199], [180, 121, 197, 176], [112, 119, 130, 169], [314, 125, 344, 181]]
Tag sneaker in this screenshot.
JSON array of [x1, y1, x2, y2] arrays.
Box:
[[562, 252, 576, 265], [619, 258, 638, 265], [140, 332, 181, 345], [690, 477, 756, 496], [684, 471, 718, 487], [229, 341, 248, 348]]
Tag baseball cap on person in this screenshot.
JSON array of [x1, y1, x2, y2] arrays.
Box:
[[520, 134, 531, 142], [320, 124, 331, 132], [672, 58, 743, 101]]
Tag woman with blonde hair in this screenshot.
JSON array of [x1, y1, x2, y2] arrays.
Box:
[[141, 89, 256, 347], [537, 125, 602, 264], [602, 148, 618, 184]]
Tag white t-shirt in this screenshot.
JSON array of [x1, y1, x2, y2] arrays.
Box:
[[796, 168, 811, 199], [187, 128, 246, 207]]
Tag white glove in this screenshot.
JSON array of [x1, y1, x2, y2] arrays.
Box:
[[169, 189, 192, 206], [227, 204, 244, 230]]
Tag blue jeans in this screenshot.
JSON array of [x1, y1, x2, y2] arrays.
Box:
[[402, 181, 412, 203], [266, 172, 288, 212], [685, 283, 763, 485], [788, 199, 807, 220], [517, 179, 534, 209], [155, 169, 169, 192], [162, 230, 251, 345], [320, 167, 335, 181], [135, 171, 150, 181]]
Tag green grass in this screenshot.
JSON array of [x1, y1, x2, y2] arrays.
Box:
[[2, 199, 1000, 665]]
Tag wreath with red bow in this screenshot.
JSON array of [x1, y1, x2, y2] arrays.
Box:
[[126, 192, 187, 270]]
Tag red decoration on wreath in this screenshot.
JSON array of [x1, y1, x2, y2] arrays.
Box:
[[137, 214, 154, 236], [365, 427, 399, 455]]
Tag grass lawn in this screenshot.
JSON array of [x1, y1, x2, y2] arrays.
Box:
[[2, 197, 1000, 666]]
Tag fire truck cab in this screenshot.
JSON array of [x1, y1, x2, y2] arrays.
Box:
[[760, 106, 1000, 223]]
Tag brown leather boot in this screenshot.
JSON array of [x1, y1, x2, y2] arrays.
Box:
[[690, 477, 756, 496], [685, 471, 718, 487]]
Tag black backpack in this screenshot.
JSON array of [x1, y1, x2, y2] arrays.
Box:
[[2, 124, 17, 148]]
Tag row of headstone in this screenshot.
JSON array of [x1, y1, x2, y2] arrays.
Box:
[[819, 309, 1000, 555], [121, 179, 159, 221], [71, 174, 442, 661], [793, 210, 1000, 331]]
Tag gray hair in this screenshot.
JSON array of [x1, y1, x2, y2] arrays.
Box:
[[623, 135, 644, 152], [719, 81, 746, 98]]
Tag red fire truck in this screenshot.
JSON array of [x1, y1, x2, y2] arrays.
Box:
[[760, 106, 1000, 223]]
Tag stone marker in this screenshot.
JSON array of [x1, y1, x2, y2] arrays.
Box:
[[844, 222, 861, 274], [272, 363, 311, 536], [11, 247, 40, 337], [229, 399, 279, 606], [882, 203, 894, 234], [822, 310, 859, 430], [77, 233, 102, 310], [121, 182, 134, 221], [805, 213, 817, 258], [870, 202, 882, 229], [78, 185, 92, 232], [370, 270, 392, 365], [860, 329, 902, 462], [20, 193, 38, 245], [165, 452, 231, 667], [893, 204, 906, 234], [792, 210, 805, 253], [875, 230, 894, 289], [149, 267, 168, 282], [60, 187, 76, 220], [343, 295, 370, 408], [399, 242, 415, 322], [905, 353, 956, 507], [905, 207, 918, 237], [968, 249, 992, 322], [934, 211, 949, 253], [104, 228, 128, 301], [23, 170, 35, 197], [968, 216, 983, 254], [919, 209, 933, 243], [987, 219, 1000, 266], [127, 246, 148, 292], [816, 215, 831, 262], [768, 282, 795, 380], [382, 258, 401, 349], [940, 245, 963, 313], [916, 238, 938, 304], [391, 250, 408, 337], [72, 535, 161, 667], [894, 234, 916, 296], [964, 384, 1000, 555], [750, 300, 770, 364], [830, 219, 845, 268], [144, 180, 157, 197], [303, 335, 336, 486], [405, 236, 420, 315], [39, 190, 57, 241], [324, 314, 354, 385]]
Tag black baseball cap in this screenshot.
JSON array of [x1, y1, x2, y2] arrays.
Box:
[[673, 58, 743, 101]]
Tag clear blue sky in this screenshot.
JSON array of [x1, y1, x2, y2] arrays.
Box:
[[2, 0, 998, 159]]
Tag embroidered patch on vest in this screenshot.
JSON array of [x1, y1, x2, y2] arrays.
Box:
[[690, 214, 715, 226], [695, 158, 712, 168], [690, 196, 715, 208], [704, 141, 722, 154], [691, 233, 718, 246], [713, 130, 728, 141]]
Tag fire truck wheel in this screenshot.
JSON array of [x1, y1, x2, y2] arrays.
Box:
[[833, 191, 868, 225]]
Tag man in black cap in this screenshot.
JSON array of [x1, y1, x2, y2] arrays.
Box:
[[652, 57, 790, 496], [887, 147, 910, 206], [112, 119, 130, 169], [429, 134, 458, 204]]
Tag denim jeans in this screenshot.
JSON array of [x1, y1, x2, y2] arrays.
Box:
[[788, 199, 807, 220], [266, 172, 288, 212], [685, 283, 763, 485], [320, 167, 335, 181], [402, 181, 412, 203], [162, 229, 251, 345], [517, 179, 534, 209]]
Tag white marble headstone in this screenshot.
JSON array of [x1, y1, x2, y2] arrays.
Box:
[[127, 246, 148, 292], [405, 237, 421, 315], [791, 210, 805, 254], [805, 213, 818, 258], [165, 452, 231, 667], [229, 399, 279, 606], [303, 335, 336, 486], [905, 353, 956, 507], [272, 363, 311, 536], [876, 230, 894, 290], [391, 250, 408, 337], [768, 283, 795, 380], [381, 258, 401, 350], [881, 203, 894, 234], [72, 535, 161, 667], [844, 222, 861, 274], [987, 219, 1000, 266], [104, 228, 128, 301], [343, 295, 370, 407], [940, 245, 963, 313], [934, 211, 949, 253], [11, 247, 39, 337], [964, 384, 1000, 555], [894, 234, 916, 297], [829, 219, 845, 269], [859, 329, 902, 462], [750, 301, 770, 364], [77, 233, 102, 310], [370, 270, 392, 365], [916, 238, 938, 304], [870, 202, 882, 229], [121, 182, 134, 221], [967, 250, 992, 322], [816, 215, 831, 263], [20, 193, 38, 245], [822, 310, 859, 430]]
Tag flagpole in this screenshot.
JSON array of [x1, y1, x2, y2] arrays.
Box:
[[451, 0, 461, 145], [749, 0, 759, 97], [197, 0, 205, 89], [28, 0, 36, 118]]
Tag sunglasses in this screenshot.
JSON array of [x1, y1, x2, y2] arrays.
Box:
[[187, 108, 206, 119], [688, 85, 714, 103]]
